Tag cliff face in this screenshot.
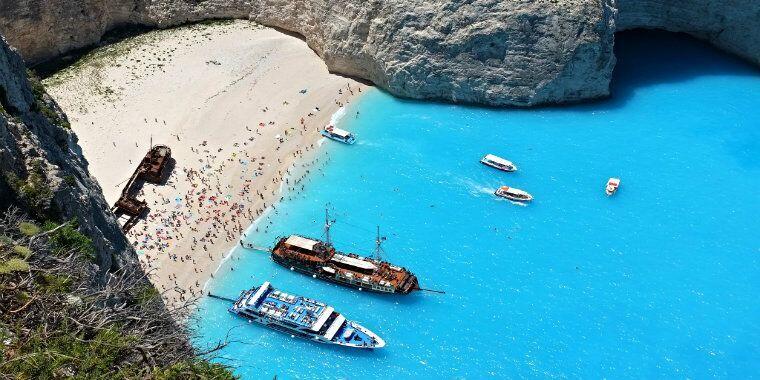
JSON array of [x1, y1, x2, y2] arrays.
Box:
[[0, 1, 756, 106], [0, 34, 135, 279], [249, 0, 618, 106], [1, 0, 617, 106], [616, 0, 760, 66]]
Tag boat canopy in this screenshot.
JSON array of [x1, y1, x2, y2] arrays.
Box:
[[323, 315, 346, 340], [310, 306, 335, 331], [499, 186, 529, 196], [285, 235, 319, 251], [326, 126, 352, 138], [331, 254, 377, 271], [247, 281, 271, 306], [484, 154, 512, 166]]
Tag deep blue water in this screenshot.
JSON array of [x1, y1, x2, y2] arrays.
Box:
[[194, 31, 760, 379]]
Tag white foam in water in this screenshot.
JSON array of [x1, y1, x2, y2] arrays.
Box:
[[459, 177, 496, 197], [508, 199, 528, 207], [327, 106, 347, 128], [203, 206, 275, 293]]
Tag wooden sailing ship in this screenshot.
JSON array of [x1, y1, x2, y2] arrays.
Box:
[[270, 209, 420, 295]]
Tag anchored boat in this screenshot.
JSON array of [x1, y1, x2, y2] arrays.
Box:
[[226, 282, 385, 349], [321, 125, 356, 144], [271, 210, 420, 294], [495, 186, 533, 202], [605, 177, 620, 196], [480, 154, 517, 172]]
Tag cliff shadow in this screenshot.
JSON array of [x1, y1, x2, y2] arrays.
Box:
[[596, 29, 760, 109]]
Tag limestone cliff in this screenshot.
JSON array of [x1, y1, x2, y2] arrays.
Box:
[[0, 34, 134, 279], [0, 0, 756, 106], [617, 0, 760, 66]]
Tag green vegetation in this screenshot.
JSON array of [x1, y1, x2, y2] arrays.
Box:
[[0, 209, 236, 379], [18, 221, 41, 236], [153, 359, 237, 380], [0, 257, 30, 274], [13, 244, 32, 258], [26, 69, 71, 129], [43, 220, 96, 262], [63, 174, 77, 186], [2, 324, 235, 379], [39, 273, 73, 293], [2, 325, 136, 377], [135, 283, 161, 305], [6, 162, 55, 217]]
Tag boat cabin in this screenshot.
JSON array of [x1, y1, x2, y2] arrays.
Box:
[[322, 126, 356, 144], [481, 154, 516, 171]]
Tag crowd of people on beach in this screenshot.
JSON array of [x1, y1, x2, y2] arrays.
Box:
[[126, 83, 361, 307]]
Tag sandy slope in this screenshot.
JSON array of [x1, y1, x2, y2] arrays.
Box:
[[45, 20, 366, 307]]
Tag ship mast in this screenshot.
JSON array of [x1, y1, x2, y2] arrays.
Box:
[[373, 225, 386, 261], [324, 206, 335, 246]]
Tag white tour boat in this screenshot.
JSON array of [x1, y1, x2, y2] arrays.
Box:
[[605, 177, 620, 196], [321, 125, 356, 144], [227, 282, 385, 349], [480, 154, 517, 172], [495, 186, 533, 202]]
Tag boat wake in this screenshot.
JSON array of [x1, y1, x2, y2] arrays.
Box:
[[356, 140, 380, 148], [458, 178, 532, 206], [459, 178, 496, 197]]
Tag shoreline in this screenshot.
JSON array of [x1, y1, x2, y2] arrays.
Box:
[[43, 20, 369, 308]]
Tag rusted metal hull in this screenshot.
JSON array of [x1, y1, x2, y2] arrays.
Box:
[[111, 145, 172, 232], [138, 145, 171, 184]]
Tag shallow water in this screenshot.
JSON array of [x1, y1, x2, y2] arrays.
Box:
[[193, 31, 760, 379]]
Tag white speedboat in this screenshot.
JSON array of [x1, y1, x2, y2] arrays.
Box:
[[321, 125, 356, 144], [495, 186, 533, 202], [228, 282, 385, 349], [605, 177, 620, 196], [480, 154, 517, 172]]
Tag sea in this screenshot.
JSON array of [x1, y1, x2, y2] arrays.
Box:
[[193, 30, 760, 379]]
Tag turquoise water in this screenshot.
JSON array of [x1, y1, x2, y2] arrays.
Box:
[[194, 31, 760, 379]]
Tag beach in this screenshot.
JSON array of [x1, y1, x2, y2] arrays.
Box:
[[44, 20, 366, 308]]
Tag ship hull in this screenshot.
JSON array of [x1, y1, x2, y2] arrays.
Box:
[[272, 254, 412, 295], [229, 308, 382, 348]]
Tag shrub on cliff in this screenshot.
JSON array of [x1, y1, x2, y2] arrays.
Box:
[[0, 208, 236, 379]]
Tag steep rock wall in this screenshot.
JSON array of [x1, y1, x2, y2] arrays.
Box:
[[0, 0, 616, 106], [0, 0, 756, 106], [616, 0, 760, 66], [0, 34, 135, 280]]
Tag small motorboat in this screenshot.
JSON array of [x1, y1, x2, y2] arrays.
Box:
[[605, 177, 620, 196], [495, 186, 533, 202], [480, 154, 517, 172], [321, 125, 356, 144]]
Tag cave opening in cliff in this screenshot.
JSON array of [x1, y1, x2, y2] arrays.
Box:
[[31, 23, 159, 79], [610, 29, 759, 104]]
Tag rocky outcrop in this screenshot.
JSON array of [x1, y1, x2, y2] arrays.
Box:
[[616, 0, 760, 66], [0, 34, 135, 280], [0, 0, 756, 106]]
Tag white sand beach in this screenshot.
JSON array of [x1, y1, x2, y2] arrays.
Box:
[[44, 20, 366, 308]]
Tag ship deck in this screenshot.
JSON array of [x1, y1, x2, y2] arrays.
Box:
[[255, 289, 328, 329]]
